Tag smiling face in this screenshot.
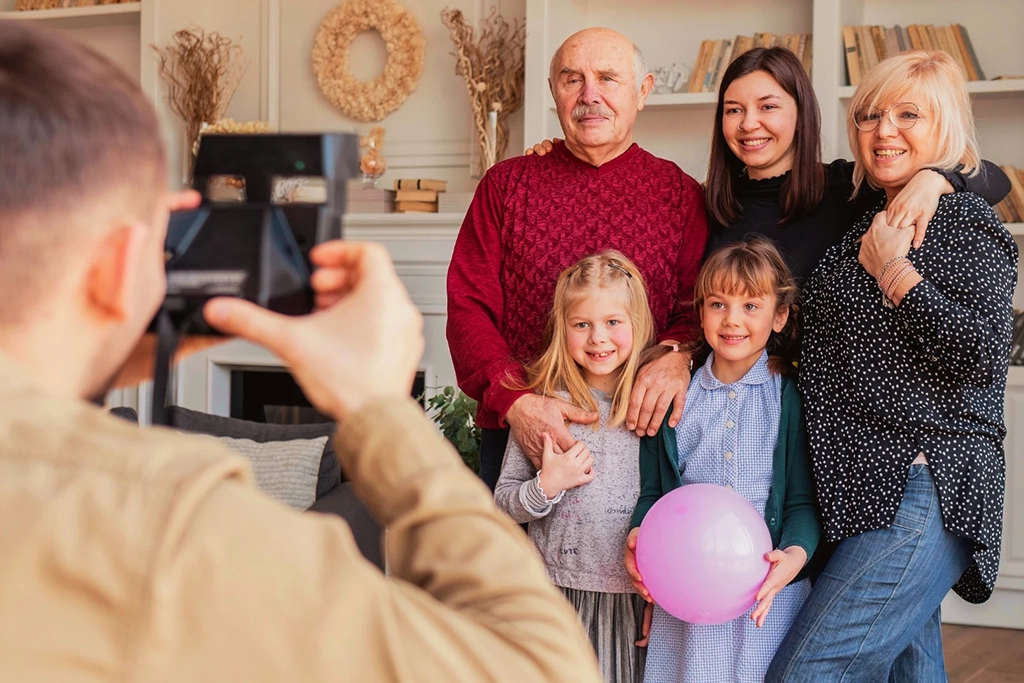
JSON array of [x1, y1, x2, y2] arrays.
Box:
[[721, 70, 799, 180], [702, 289, 788, 384], [549, 28, 652, 166], [565, 283, 635, 393], [856, 89, 939, 203]]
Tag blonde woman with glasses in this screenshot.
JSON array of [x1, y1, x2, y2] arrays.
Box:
[[767, 51, 1018, 683]]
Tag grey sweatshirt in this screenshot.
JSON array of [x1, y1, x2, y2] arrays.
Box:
[[494, 391, 641, 593]]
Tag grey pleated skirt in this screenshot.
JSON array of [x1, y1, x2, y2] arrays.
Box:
[[560, 586, 648, 683]]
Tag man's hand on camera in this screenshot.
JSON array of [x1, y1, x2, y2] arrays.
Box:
[[203, 241, 424, 422]]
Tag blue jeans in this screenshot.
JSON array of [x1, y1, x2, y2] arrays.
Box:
[[766, 465, 975, 683]]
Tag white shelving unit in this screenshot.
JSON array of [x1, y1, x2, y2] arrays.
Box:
[[525, 0, 1024, 630], [0, 3, 140, 27]]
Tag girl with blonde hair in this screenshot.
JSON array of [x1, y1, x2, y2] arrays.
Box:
[[495, 250, 656, 683]]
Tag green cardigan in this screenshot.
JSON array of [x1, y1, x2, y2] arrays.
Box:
[[629, 374, 821, 579]]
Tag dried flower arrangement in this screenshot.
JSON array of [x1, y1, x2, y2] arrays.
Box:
[[440, 7, 526, 175], [153, 27, 249, 167], [312, 0, 426, 123]]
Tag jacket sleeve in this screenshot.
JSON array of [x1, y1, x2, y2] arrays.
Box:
[[777, 379, 821, 564], [893, 198, 1018, 388], [659, 171, 709, 345], [630, 427, 669, 530], [445, 170, 531, 424], [138, 398, 603, 683]]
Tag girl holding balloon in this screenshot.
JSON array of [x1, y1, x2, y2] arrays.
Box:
[[626, 239, 820, 683], [494, 250, 657, 683]]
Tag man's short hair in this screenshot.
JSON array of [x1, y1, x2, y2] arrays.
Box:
[[0, 21, 166, 323]]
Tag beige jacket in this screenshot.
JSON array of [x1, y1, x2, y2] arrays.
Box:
[[0, 354, 602, 682]]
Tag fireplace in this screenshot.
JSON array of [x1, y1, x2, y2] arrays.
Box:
[[229, 368, 426, 425]]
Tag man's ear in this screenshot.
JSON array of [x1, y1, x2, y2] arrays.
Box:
[[84, 222, 148, 323], [637, 72, 655, 110]]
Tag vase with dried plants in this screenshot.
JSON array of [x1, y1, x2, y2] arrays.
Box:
[[153, 27, 249, 181], [440, 7, 525, 177]]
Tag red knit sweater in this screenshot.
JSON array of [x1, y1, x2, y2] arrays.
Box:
[[446, 142, 708, 429]]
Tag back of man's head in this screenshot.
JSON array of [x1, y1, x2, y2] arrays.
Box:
[[0, 21, 166, 326]]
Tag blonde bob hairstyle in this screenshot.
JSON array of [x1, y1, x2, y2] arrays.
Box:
[[510, 250, 655, 428], [847, 50, 980, 197]]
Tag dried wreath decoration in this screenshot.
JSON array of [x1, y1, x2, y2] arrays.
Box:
[[312, 0, 426, 123], [440, 7, 525, 174]]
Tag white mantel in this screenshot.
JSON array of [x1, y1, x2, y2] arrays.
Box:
[[110, 212, 463, 421]]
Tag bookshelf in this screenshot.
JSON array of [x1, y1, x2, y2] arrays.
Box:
[[524, 0, 1024, 630]]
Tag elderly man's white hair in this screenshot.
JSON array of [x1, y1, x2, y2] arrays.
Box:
[[548, 39, 650, 94]]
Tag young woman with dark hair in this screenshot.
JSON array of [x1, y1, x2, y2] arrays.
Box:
[[702, 46, 1008, 284]]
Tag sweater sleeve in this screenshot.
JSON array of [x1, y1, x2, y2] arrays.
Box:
[[659, 172, 709, 345], [141, 398, 603, 682], [932, 160, 1011, 206], [777, 379, 821, 564], [494, 432, 562, 523], [445, 170, 530, 424], [630, 425, 671, 530]]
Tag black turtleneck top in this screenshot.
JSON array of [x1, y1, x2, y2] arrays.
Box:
[[705, 160, 1010, 286]]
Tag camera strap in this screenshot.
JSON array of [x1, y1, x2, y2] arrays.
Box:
[[150, 308, 183, 427]]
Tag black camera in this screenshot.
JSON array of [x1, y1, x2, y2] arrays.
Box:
[[156, 133, 360, 334]]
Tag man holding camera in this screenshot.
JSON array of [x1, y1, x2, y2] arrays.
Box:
[[0, 22, 602, 682]]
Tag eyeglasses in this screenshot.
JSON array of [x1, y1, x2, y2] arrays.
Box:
[[853, 102, 924, 132]]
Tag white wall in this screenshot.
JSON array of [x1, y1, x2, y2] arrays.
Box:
[[151, 0, 525, 190]]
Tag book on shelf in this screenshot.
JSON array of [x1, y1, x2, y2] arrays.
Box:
[[1003, 166, 1024, 224], [394, 189, 439, 203], [842, 24, 985, 86], [688, 32, 812, 94], [393, 178, 448, 191], [394, 200, 439, 213]]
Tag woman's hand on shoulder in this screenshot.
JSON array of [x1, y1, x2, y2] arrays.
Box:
[[751, 545, 807, 628], [886, 169, 954, 249], [523, 138, 562, 157]]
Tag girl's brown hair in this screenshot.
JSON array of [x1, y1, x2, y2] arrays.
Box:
[[509, 250, 656, 427], [705, 47, 827, 227], [689, 239, 800, 375]]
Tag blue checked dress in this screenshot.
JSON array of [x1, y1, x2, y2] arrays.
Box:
[[643, 352, 811, 683]]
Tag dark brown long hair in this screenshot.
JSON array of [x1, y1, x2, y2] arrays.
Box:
[[706, 47, 827, 227]]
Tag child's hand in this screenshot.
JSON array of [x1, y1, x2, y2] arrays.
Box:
[[623, 527, 652, 602], [635, 601, 654, 646], [751, 545, 808, 628], [536, 433, 594, 498]]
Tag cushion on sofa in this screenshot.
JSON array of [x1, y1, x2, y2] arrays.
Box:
[[217, 435, 328, 510], [166, 405, 342, 498]]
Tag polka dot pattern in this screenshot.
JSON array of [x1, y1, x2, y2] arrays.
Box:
[[799, 193, 1018, 603]]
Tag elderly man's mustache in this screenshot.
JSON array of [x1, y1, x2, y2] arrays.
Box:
[[571, 104, 613, 121]]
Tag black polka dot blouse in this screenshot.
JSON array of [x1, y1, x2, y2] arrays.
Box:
[[800, 192, 1018, 603]]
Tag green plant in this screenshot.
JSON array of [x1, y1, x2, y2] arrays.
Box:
[[422, 386, 481, 473]]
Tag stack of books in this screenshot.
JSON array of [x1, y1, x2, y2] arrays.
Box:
[[347, 181, 395, 214], [843, 24, 984, 86], [995, 166, 1024, 224], [688, 33, 812, 93], [394, 179, 448, 213]]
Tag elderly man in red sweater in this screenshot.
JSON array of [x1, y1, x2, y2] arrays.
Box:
[[446, 27, 709, 490]]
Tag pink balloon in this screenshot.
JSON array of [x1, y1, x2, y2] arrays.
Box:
[[636, 483, 773, 624]]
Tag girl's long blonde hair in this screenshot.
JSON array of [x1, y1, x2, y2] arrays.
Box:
[[511, 250, 655, 427]]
